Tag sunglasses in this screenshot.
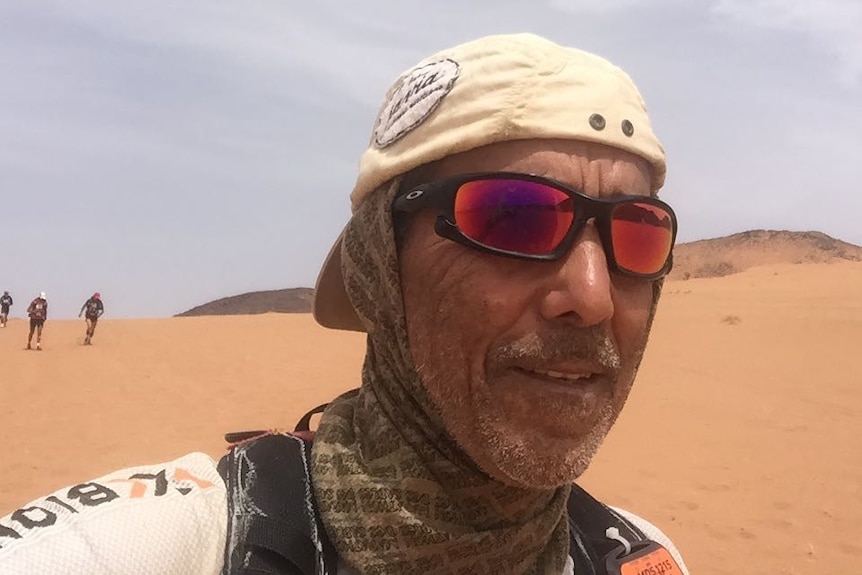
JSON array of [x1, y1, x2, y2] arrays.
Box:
[[392, 172, 677, 279]]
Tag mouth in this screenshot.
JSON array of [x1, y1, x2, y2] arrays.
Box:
[[494, 365, 615, 408], [512, 364, 610, 389], [525, 368, 595, 382]]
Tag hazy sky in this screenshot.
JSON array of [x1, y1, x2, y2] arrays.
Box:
[[1, 0, 859, 318]]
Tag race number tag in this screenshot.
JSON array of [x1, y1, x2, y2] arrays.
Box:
[[606, 541, 682, 575]]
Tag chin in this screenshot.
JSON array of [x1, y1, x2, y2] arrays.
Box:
[[463, 403, 618, 489]]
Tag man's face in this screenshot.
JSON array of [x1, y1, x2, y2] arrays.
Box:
[[399, 139, 659, 488]]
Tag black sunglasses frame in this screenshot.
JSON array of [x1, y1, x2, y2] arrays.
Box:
[[392, 172, 678, 280]]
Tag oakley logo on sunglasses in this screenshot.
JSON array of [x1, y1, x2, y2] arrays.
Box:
[[393, 172, 677, 279]]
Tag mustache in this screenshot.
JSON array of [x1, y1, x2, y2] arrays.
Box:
[[486, 326, 622, 377]]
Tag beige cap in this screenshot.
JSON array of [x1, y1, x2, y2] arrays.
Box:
[[313, 33, 666, 332]]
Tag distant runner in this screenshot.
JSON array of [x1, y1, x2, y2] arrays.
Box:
[[26, 292, 48, 350], [79, 292, 104, 345], [0, 290, 12, 327]]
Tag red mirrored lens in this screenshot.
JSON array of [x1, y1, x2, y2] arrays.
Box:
[[611, 202, 674, 274], [453, 179, 573, 255]]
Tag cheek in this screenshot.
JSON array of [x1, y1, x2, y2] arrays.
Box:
[[401, 245, 536, 391], [403, 255, 508, 369], [610, 278, 655, 357]]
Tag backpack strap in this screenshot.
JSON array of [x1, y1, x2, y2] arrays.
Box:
[[294, 404, 328, 434], [566, 484, 648, 575], [218, 431, 337, 575]]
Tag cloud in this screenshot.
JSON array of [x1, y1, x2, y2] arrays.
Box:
[[710, 0, 862, 86], [548, 0, 862, 86], [548, 0, 681, 14], [8, 0, 425, 108]]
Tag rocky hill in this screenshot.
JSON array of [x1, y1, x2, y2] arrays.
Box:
[[668, 230, 862, 280], [176, 287, 314, 317]]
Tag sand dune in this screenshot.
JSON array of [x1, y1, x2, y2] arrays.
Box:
[[2, 261, 861, 575]]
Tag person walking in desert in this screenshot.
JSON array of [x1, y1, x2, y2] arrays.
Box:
[[79, 292, 104, 345], [26, 291, 48, 350], [0, 290, 12, 328]]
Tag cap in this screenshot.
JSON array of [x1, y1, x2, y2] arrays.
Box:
[[313, 33, 666, 332]]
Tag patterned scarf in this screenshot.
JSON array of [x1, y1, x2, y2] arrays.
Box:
[[311, 181, 662, 575]]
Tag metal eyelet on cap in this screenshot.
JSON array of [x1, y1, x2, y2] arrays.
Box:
[[404, 190, 424, 200], [621, 119, 634, 137], [589, 113, 606, 131]]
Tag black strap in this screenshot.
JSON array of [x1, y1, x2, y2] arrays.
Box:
[[567, 483, 647, 575], [294, 404, 329, 433], [219, 432, 337, 575]]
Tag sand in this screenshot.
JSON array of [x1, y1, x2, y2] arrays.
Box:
[[2, 261, 860, 574]]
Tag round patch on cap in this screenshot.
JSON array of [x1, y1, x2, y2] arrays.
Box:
[[373, 58, 460, 148]]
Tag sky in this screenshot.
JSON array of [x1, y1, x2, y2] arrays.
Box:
[[0, 0, 859, 319]]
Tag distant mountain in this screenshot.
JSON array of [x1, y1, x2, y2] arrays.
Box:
[[176, 288, 314, 317], [668, 230, 862, 280], [178, 231, 862, 316]]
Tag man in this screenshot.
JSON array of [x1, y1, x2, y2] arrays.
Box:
[[0, 34, 688, 574], [26, 291, 48, 350], [79, 292, 104, 345], [0, 290, 11, 327]]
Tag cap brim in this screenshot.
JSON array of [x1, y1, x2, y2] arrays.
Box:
[[312, 228, 367, 332]]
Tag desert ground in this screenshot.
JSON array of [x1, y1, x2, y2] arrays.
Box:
[[2, 260, 860, 574]]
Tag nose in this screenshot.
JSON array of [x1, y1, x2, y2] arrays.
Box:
[[538, 223, 614, 327]]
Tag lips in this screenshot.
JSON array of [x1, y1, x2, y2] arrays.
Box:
[[503, 359, 618, 394], [513, 358, 610, 381], [527, 368, 593, 382]]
